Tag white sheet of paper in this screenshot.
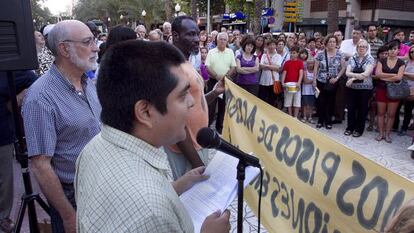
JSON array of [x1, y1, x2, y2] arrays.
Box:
[[180, 151, 260, 233]]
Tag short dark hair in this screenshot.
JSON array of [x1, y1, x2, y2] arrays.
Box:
[[377, 45, 388, 59], [172, 16, 195, 34], [324, 34, 338, 46], [106, 25, 137, 49], [308, 37, 316, 43], [241, 35, 256, 53], [267, 38, 277, 46], [392, 29, 404, 38], [367, 24, 377, 30], [276, 39, 285, 46], [97, 41, 186, 133], [387, 39, 401, 50], [290, 46, 300, 53], [200, 47, 208, 53], [353, 25, 364, 33]]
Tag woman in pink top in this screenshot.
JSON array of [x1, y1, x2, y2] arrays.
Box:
[[393, 29, 410, 59]]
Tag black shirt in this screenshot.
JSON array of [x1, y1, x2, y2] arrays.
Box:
[[0, 71, 37, 146]]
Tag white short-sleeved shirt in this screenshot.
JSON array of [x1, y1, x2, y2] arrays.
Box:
[[259, 52, 282, 85]]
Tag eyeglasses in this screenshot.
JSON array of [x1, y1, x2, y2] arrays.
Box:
[[62, 36, 96, 47], [410, 51, 414, 54], [358, 46, 368, 48]]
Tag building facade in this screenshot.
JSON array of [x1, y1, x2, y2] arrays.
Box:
[[296, 0, 414, 38]]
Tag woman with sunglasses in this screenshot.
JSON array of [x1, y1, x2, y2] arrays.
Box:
[[375, 40, 406, 143]]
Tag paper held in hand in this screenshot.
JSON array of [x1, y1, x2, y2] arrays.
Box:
[[180, 151, 260, 233]]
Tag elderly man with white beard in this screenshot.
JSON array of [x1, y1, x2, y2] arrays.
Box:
[[22, 20, 101, 233]]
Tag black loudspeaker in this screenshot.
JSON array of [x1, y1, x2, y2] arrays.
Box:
[[0, 0, 38, 71]]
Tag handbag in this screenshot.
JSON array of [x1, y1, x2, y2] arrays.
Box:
[[351, 56, 365, 83], [386, 79, 410, 100], [267, 52, 283, 95], [406, 79, 414, 101], [323, 50, 337, 92]]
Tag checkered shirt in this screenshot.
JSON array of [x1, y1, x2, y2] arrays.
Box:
[[23, 64, 101, 183], [75, 125, 194, 232]]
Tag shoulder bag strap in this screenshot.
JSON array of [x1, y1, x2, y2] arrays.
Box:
[[266, 52, 275, 82]]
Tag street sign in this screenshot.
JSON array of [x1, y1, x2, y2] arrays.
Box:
[[260, 17, 268, 27], [284, 12, 298, 17], [284, 7, 299, 12], [284, 2, 298, 6]]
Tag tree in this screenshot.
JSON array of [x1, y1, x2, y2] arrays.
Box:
[[31, 0, 53, 28], [164, 0, 173, 22], [73, 0, 165, 28], [252, 0, 264, 34], [327, 0, 338, 34], [190, 0, 197, 21]]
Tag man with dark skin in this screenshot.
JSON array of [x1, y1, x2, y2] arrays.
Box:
[[167, 16, 224, 180]]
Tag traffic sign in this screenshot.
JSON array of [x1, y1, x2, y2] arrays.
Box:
[[284, 7, 299, 12], [284, 2, 298, 7], [284, 12, 298, 17]]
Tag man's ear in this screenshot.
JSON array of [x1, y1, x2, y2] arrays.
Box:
[[134, 100, 153, 128], [172, 31, 179, 42], [58, 43, 70, 58]]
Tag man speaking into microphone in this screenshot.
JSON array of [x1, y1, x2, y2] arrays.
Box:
[[74, 41, 230, 232]]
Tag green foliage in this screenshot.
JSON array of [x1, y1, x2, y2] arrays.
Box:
[[198, 0, 225, 16], [31, 0, 53, 27], [73, 0, 166, 27]]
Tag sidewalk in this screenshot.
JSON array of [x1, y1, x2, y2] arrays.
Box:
[[8, 121, 413, 233]]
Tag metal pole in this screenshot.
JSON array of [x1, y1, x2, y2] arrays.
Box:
[[207, 0, 211, 33]]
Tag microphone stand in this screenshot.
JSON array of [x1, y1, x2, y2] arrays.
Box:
[[236, 158, 247, 233]]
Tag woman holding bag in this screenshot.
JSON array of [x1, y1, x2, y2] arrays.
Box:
[[375, 40, 406, 143], [397, 45, 414, 136], [313, 35, 346, 129], [344, 40, 375, 137], [259, 38, 282, 106]]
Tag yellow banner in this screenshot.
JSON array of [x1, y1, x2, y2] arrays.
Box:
[[222, 80, 414, 233]]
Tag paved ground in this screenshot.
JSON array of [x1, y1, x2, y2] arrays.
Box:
[[7, 120, 413, 233]]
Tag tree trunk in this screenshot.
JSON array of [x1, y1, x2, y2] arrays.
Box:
[[191, 0, 198, 21], [327, 0, 338, 34], [164, 0, 173, 22], [252, 0, 264, 34]]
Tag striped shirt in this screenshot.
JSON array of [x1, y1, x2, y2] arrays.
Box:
[[75, 125, 194, 232], [367, 37, 384, 60], [22, 64, 101, 184]]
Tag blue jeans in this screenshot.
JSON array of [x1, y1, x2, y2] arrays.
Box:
[[49, 183, 76, 233]]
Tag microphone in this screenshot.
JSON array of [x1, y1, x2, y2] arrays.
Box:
[[196, 127, 260, 168]]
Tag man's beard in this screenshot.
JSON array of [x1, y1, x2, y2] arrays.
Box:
[[68, 46, 98, 72]]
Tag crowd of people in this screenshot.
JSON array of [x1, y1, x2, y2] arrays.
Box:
[[1, 15, 414, 233]]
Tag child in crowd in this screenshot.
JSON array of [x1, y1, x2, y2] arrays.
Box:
[[281, 46, 304, 118], [200, 47, 209, 89], [301, 59, 316, 123], [299, 49, 309, 69]]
